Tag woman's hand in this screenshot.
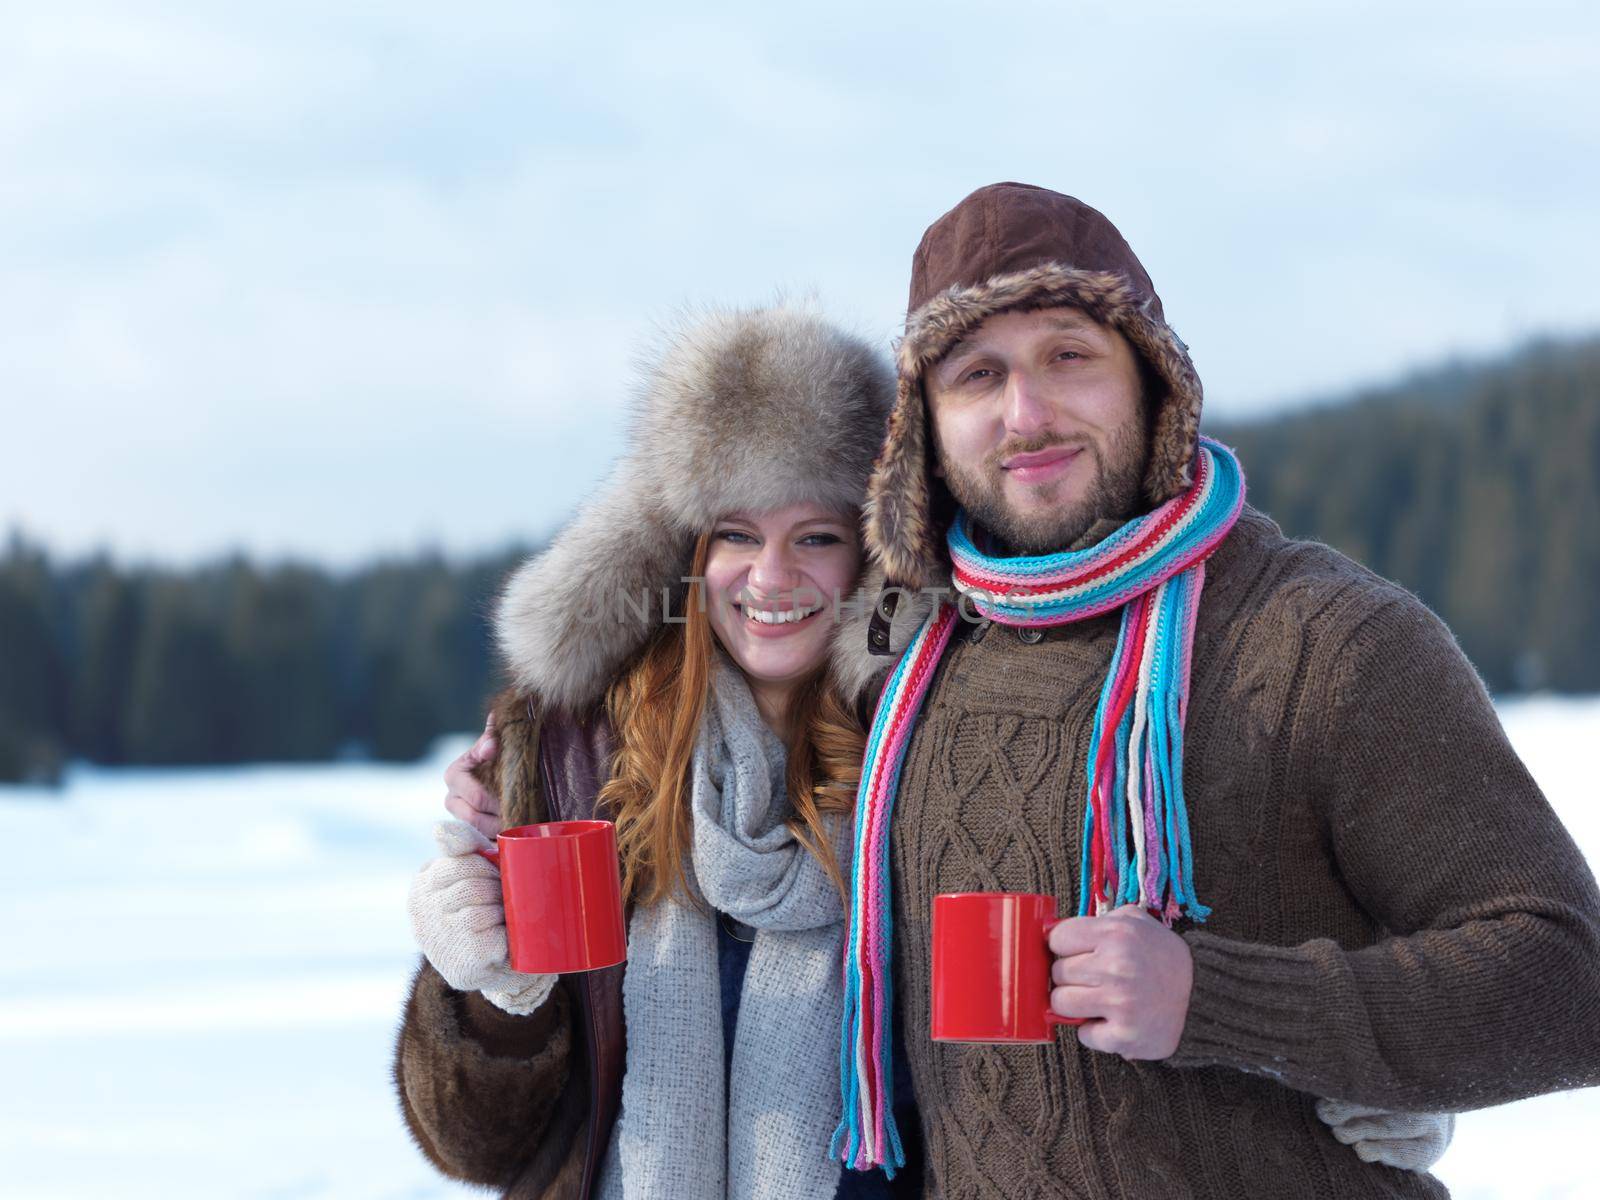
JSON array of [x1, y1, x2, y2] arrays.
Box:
[[1315, 1098, 1455, 1172], [444, 711, 503, 838], [407, 819, 556, 1014]]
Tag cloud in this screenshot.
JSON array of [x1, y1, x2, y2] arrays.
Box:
[[3, 0, 1598, 561]]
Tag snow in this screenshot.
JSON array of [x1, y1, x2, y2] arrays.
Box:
[[0, 753, 473, 1200], [2, 697, 1598, 1199]]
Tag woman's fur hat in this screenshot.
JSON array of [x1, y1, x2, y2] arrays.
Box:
[[496, 304, 894, 715]]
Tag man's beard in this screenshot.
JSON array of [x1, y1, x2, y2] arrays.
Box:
[[936, 419, 1148, 555]]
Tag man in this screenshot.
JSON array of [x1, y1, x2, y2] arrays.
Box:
[[825, 182, 1600, 1198]]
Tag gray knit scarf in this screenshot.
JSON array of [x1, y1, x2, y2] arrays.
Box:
[[596, 649, 848, 1200]]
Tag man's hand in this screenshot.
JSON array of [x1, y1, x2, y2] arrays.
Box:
[[443, 711, 502, 838], [1048, 903, 1193, 1059]]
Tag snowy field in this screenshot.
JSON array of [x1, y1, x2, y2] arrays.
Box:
[[2, 697, 1597, 1199]]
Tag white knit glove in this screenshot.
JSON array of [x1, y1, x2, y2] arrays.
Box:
[[1316, 1098, 1456, 1172], [407, 820, 558, 1016]]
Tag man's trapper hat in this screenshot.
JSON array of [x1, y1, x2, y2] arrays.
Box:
[[864, 182, 1207, 592]]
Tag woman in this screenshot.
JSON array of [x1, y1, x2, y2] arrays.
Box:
[[394, 305, 918, 1200]]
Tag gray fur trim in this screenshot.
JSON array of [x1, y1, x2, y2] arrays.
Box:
[[495, 464, 689, 715], [495, 305, 893, 715], [633, 305, 895, 530]]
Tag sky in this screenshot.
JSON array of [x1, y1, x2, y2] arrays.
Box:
[[3, 0, 1597, 564]]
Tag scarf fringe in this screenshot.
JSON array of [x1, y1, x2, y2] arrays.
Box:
[[834, 438, 1245, 1172]]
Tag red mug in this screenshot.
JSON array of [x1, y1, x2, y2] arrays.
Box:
[[477, 820, 628, 974], [931, 891, 1086, 1043]]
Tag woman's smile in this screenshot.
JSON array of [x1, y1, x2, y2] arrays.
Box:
[[735, 599, 825, 636]]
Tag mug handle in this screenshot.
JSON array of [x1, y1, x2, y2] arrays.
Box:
[[475, 844, 500, 867], [1043, 917, 1089, 1028]]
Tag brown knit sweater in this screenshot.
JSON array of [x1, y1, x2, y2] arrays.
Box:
[[889, 505, 1600, 1199]]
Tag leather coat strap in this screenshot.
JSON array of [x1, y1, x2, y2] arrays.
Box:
[[867, 583, 902, 656], [535, 704, 624, 1199]]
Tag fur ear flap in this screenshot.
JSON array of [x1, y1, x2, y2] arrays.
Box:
[[1117, 315, 1203, 505], [863, 374, 940, 591], [495, 464, 694, 716]]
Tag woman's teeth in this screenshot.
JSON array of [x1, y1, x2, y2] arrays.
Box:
[[743, 604, 820, 625]]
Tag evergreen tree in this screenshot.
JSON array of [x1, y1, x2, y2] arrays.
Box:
[[68, 558, 143, 764], [0, 535, 69, 782], [122, 579, 236, 765], [222, 563, 341, 761]]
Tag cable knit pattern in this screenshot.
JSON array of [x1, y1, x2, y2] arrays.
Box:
[[889, 506, 1600, 1200]]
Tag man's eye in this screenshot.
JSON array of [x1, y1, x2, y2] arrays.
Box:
[[1055, 350, 1082, 362], [962, 367, 996, 384]]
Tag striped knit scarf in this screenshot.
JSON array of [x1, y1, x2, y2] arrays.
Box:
[[832, 437, 1246, 1175]]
